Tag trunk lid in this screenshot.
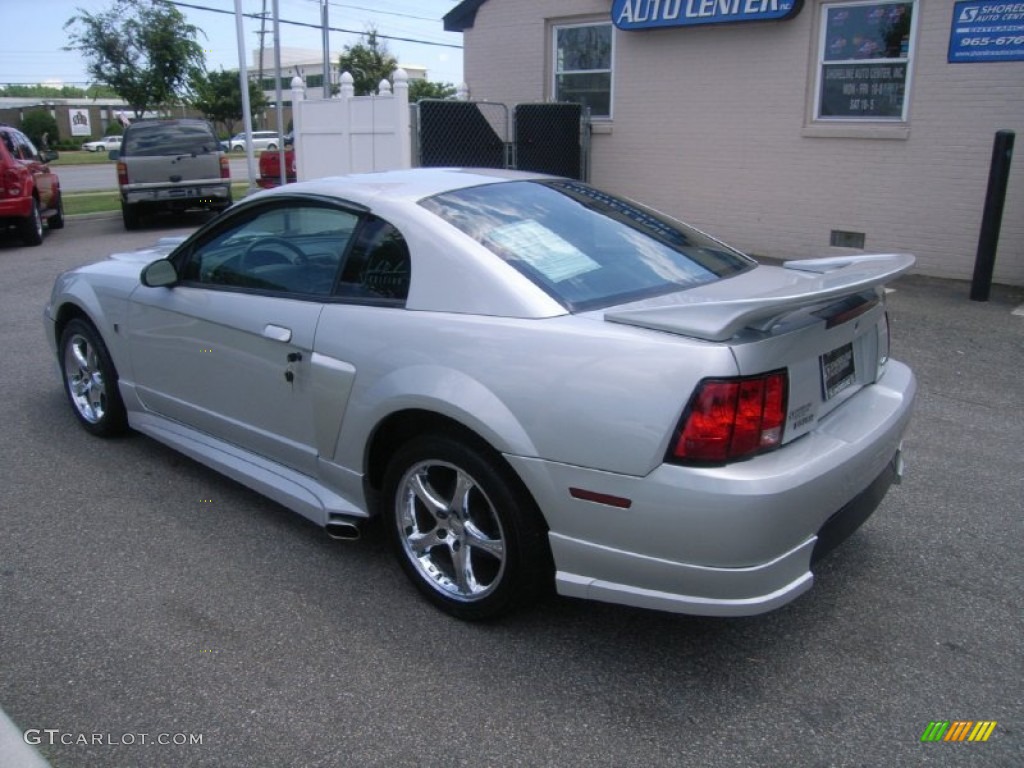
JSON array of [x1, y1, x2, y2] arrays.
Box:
[[123, 153, 222, 185], [605, 253, 914, 444]]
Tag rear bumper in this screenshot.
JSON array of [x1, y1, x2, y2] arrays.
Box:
[[122, 182, 230, 206], [507, 361, 916, 617]]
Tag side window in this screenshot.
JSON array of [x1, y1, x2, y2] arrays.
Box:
[[180, 203, 359, 296], [337, 216, 411, 303], [1, 132, 16, 157], [15, 132, 39, 161]]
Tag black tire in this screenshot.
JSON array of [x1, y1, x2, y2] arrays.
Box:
[[48, 193, 65, 230], [267, 143, 277, 151], [122, 202, 141, 231], [19, 197, 44, 246], [58, 318, 128, 437], [382, 433, 551, 620]]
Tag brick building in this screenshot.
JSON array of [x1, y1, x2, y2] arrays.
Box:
[[445, 0, 1024, 285]]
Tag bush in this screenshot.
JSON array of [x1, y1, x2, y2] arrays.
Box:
[[20, 110, 59, 149], [102, 121, 124, 136]]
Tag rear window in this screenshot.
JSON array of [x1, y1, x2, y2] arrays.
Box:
[[420, 180, 754, 311], [123, 122, 219, 157]]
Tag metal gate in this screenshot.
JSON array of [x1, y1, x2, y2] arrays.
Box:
[[415, 100, 509, 169], [513, 103, 584, 180], [414, 100, 589, 180]]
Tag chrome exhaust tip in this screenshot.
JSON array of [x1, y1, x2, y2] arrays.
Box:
[[325, 519, 361, 541]]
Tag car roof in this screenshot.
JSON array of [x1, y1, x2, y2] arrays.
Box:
[[126, 118, 212, 129], [259, 167, 557, 207]]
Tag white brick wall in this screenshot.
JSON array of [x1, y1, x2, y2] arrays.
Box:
[[462, 0, 1024, 286]]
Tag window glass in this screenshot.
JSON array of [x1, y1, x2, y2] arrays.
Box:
[[123, 121, 219, 156], [816, 2, 915, 120], [553, 23, 613, 119], [337, 216, 411, 302], [422, 181, 753, 311], [14, 131, 39, 160], [181, 203, 359, 296]]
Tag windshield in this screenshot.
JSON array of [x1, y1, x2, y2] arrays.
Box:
[[421, 180, 754, 311], [123, 122, 218, 157]]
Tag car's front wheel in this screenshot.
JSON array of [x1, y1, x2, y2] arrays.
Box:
[[20, 197, 43, 246], [382, 434, 551, 620], [59, 319, 128, 437]]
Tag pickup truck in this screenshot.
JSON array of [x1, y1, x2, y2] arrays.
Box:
[[115, 118, 231, 230], [257, 146, 297, 189]]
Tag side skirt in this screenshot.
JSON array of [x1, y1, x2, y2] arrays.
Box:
[[128, 410, 368, 527]]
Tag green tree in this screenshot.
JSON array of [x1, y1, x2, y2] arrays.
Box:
[[64, 0, 206, 117], [20, 111, 59, 149], [338, 30, 398, 96], [191, 69, 268, 138], [408, 80, 458, 102]]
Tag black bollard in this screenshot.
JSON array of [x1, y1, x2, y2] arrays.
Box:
[[970, 131, 1015, 302]]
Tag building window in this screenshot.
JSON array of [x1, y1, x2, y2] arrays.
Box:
[[553, 22, 613, 119], [815, 1, 916, 121]]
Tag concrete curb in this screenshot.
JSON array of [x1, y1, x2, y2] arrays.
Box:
[[67, 211, 120, 221], [0, 708, 51, 768]]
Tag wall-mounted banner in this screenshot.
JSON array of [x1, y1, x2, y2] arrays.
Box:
[[948, 0, 1024, 63], [612, 0, 803, 30], [69, 109, 92, 137]]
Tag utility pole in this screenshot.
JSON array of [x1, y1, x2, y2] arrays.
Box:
[[256, 0, 268, 126], [321, 0, 331, 99]]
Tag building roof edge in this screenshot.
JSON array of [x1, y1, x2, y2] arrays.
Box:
[[443, 0, 488, 32]]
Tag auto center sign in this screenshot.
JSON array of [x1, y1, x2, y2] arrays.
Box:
[[948, 1, 1024, 62], [612, 0, 803, 29]]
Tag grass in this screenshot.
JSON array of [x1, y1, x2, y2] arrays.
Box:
[[64, 183, 252, 217], [50, 150, 115, 166]]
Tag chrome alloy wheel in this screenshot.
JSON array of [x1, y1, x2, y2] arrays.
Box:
[[396, 460, 507, 602], [63, 333, 108, 424]]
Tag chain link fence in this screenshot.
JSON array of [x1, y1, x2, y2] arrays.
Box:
[[413, 100, 589, 180]]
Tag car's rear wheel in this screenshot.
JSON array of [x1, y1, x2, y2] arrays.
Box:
[[122, 202, 141, 231], [382, 434, 551, 620], [59, 319, 128, 437], [19, 197, 44, 246], [48, 193, 65, 230], [267, 143, 278, 151]]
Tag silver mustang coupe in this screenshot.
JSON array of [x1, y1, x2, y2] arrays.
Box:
[[44, 168, 916, 620]]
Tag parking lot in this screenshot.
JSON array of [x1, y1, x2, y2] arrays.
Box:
[[1, 214, 1021, 767]]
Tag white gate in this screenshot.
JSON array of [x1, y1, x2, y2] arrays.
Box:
[[290, 69, 412, 181]]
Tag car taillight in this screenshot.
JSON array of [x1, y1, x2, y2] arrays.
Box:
[[116, 161, 128, 187], [220, 156, 230, 179], [3, 168, 20, 197], [669, 371, 788, 463]]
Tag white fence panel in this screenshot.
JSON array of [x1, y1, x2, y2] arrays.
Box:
[[291, 69, 411, 181]]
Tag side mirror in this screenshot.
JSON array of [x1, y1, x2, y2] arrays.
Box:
[[141, 259, 179, 288], [108, 149, 120, 161], [40, 149, 59, 163]]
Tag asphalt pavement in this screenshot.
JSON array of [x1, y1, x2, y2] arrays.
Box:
[[1, 216, 1021, 767]]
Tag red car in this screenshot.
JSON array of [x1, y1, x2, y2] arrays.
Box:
[[0, 124, 63, 245]]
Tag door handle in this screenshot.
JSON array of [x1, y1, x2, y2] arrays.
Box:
[[262, 324, 292, 343]]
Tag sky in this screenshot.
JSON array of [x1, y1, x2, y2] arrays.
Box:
[[1, 0, 464, 89]]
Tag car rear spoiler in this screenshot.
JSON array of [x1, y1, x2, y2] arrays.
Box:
[[604, 253, 915, 342]]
